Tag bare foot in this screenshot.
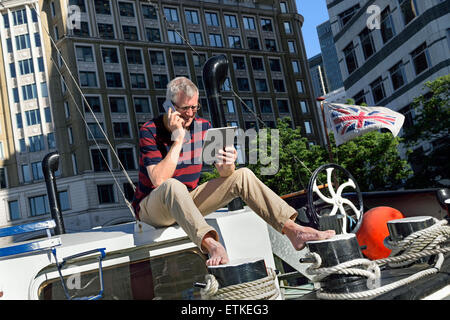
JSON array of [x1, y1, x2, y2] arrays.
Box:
[[282, 219, 335, 250], [202, 236, 229, 266]]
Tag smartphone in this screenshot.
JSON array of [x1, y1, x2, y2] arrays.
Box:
[[163, 100, 176, 113]]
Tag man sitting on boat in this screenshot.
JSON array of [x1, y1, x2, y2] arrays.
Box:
[[132, 77, 335, 266]]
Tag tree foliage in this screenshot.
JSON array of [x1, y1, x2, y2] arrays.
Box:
[[402, 75, 450, 188]]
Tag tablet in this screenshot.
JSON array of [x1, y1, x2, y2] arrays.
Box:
[[202, 126, 238, 164]]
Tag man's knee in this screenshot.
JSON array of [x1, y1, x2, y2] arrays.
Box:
[[233, 167, 255, 180], [160, 178, 188, 194]]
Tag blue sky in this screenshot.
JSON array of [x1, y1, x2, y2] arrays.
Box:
[[295, 1, 330, 58]]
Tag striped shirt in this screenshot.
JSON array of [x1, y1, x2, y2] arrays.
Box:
[[132, 115, 211, 219]]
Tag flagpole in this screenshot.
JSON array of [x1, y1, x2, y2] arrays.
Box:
[[317, 96, 333, 163]]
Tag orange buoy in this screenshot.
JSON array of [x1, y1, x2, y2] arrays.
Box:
[[356, 206, 405, 260]]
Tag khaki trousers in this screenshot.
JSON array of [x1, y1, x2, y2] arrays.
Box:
[[138, 168, 297, 253]]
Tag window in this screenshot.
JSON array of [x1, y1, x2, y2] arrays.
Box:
[[251, 57, 264, 71], [29, 134, 45, 152], [0, 142, 4, 160], [277, 100, 289, 113], [149, 50, 165, 66], [84, 96, 102, 113], [172, 52, 187, 67], [142, 4, 157, 19], [380, 7, 395, 43], [343, 42, 358, 74], [265, 39, 277, 52], [225, 15, 238, 28], [80, 71, 97, 87], [273, 79, 285, 93], [73, 21, 90, 37], [25, 109, 41, 126], [389, 61, 406, 91], [300, 101, 309, 113], [283, 21, 292, 34], [126, 49, 142, 65], [247, 37, 259, 50], [123, 25, 139, 41], [19, 138, 26, 152], [95, 0, 111, 15], [44, 107, 52, 122], [399, 0, 418, 25], [109, 97, 127, 113], [58, 191, 70, 211], [54, 26, 59, 40], [168, 30, 183, 44], [105, 72, 123, 88], [16, 113, 23, 128], [221, 78, 232, 91], [255, 79, 268, 92], [47, 132, 56, 149], [41, 82, 48, 98], [134, 97, 151, 113], [31, 161, 44, 180], [13, 88, 20, 103], [261, 18, 273, 32], [8, 200, 20, 221], [292, 60, 300, 73], [237, 78, 250, 91], [22, 84, 38, 101], [205, 12, 219, 26], [164, 7, 178, 22], [228, 35, 242, 49], [370, 77, 386, 104], [3, 13, 10, 29], [209, 34, 223, 47], [51, 2, 56, 16], [259, 99, 272, 113], [38, 57, 45, 72], [18, 58, 34, 75], [188, 32, 203, 46], [185, 10, 199, 24], [280, 2, 288, 13], [288, 41, 296, 53], [113, 122, 131, 138], [98, 184, 115, 204], [359, 28, 375, 59], [304, 121, 313, 134], [91, 148, 109, 171], [29, 195, 50, 216], [119, 2, 134, 17], [225, 99, 235, 113], [34, 33, 41, 47], [296, 80, 304, 93], [196, 76, 204, 90], [10, 63, 16, 78], [338, 4, 360, 28], [15, 34, 31, 50], [411, 43, 430, 75], [146, 28, 161, 42], [233, 56, 246, 70], [353, 90, 366, 105], [241, 99, 255, 113], [22, 164, 31, 182], [130, 73, 146, 89], [87, 122, 105, 139], [154, 74, 169, 89], [0, 167, 6, 188], [98, 23, 115, 39], [269, 58, 281, 72], [243, 17, 256, 30], [12, 8, 27, 26], [118, 148, 135, 170], [76, 46, 94, 62], [193, 54, 206, 68]]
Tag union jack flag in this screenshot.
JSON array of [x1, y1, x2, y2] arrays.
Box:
[[325, 103, 405, 146]]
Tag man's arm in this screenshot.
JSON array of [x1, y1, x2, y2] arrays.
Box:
[[147, 138, 183, 187]]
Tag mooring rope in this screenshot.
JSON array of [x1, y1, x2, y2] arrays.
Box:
[[305, 219, 450, 300], [200, 268, 280, 300]]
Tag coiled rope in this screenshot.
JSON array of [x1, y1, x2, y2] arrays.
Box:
[[200, 268, 280, 300], [305, 218, 450, 300]]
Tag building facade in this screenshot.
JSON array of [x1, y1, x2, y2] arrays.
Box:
[[0, 0, 323, 243], [327, 0, 449, 125], [308, 53, 329, 98]]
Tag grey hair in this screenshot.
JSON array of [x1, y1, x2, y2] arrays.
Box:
[[166, 77, 199, 105]]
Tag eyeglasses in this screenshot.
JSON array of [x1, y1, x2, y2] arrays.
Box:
[[172, 101, 201, 112]]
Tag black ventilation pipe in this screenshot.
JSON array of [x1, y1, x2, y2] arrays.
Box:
[[202, 54, 229, 128], [202, 55, 243, 211], [42, 152, 65, 235]]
